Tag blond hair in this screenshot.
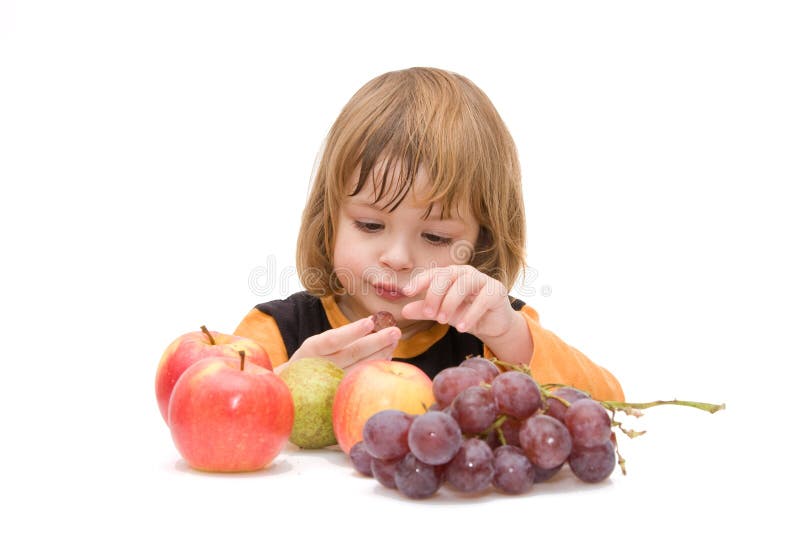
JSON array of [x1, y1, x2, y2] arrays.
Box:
[[296, 67, 526, 296]]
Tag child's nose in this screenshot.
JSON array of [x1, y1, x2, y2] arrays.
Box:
[[379, 238, 413, 271]]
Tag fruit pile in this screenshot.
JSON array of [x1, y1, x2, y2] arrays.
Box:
[[157, 322, 724, 489], [346, 357, 721, 499]]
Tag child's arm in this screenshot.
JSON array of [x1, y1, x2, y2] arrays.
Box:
[[401, 265, 625, 401]]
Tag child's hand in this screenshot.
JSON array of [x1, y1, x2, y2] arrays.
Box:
[[288, 316, 401, 373], [400, 265, 516, 341]]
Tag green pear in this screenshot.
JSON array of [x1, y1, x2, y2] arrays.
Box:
[[279, 357, 344, 449]]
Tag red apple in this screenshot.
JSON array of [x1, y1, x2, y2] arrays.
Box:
[[332, 360, 435, 454], [155, 326, 272, 423], [168, 355, 293, 472]]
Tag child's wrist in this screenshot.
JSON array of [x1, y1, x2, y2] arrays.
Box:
[[480, 312, 533, 365]]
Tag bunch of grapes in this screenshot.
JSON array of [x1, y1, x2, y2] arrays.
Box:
[[347, 357, 622, 499]]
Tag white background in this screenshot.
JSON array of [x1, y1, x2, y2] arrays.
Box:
[[1, 1, 797, 531]]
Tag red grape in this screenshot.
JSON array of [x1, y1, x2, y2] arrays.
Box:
[[545, 387, 589, 422], [486, 417, 522, 449], [407, 411, 462, 465], [492, 445, 535, 494], [432, 366, 484, 407], [459, 357, 500, 383], [362, 409, 413, 459], [371, 456, 402, 488], [519, 414, 573, 469], [445, 438, 495, 493], [349, 441, 374, 477], [569, 440, 616, 483], [564, 398, 612, 449], [492, 371, 542, 419], [371, 311, 397, 331], [533, 462, 563, 482], [451, 385, 497, 434], [394, 453, 442, 499]]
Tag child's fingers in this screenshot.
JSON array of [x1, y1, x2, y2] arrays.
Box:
[[405, 267, 485, 325], [348, 342, 396, 368], [436, 270, 485, 323], [401, 268, 437, 298], [400, 299, 429, 321], [454, 284, 492, 332], [335, 327, 401, 368], [306, 316, 374, 356], [403, 267, 457, 318]]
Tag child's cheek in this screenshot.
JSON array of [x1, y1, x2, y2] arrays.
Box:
[[331, 246, 364, 293]]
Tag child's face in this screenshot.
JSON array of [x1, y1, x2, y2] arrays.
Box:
[[332, 163, 480, 328]]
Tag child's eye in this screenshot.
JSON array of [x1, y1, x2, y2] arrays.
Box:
[[423, 233, 453, 247], [353, 221, 383, 232]]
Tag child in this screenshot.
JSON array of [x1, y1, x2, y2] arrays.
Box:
[[235, 67, 624, 401]]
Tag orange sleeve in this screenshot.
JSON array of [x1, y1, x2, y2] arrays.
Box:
[[489, 305, 624, 401], [233, 308, 290, 368]]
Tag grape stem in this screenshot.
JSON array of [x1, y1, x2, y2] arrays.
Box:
[[601, 399, 726, 415], [485, 415, 508, 446], [488, 357, 727, 415]]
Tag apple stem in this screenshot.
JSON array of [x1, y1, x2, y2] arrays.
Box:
[[200, 325, 215, 345], [239, 350, 245, 371]]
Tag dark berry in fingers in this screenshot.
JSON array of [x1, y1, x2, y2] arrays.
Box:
[[371, 311, 397, 332]]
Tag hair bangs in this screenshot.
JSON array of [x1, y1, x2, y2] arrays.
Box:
[[340, 76, 476, 221]]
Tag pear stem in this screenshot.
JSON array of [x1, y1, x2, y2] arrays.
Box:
[[238, 350, 245, 371], [200, 325, 215, 345]]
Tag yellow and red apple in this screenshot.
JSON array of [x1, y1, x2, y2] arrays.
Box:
[[155, 326, 272, 423], [168, 355, 293, 472], [332, 360, 435, 454]]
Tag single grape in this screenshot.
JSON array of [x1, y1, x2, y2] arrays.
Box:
[[493, 444, 524, 457], [544, 387, 589, 422], [362, 409, 413, 460], [371, 456, 402, 489], [432, 366, 484, 407], [492, 445, 535, 494], [499, 417, 522, 447], [519, 414, 573, 469], [533, 462, 563, 483], [394, 453, 442, 499], [349, 441, 374, 477], [407, 411, 462, 465], [451, 385, 497, 434], [569, 440, 616, 483], [445, 438, 495, 493], [459, 357, 500, 383], [371, 311, 397, 331], [564, 398, 612, 449], [491, 371, 542, 419]]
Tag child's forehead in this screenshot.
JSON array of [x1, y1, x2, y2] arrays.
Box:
[[342, 161, 464, 220]]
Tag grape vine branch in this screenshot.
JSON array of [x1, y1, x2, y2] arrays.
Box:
[[487, 357, 726, 474]]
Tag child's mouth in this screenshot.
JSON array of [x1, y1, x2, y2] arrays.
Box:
[[374, 285, 404, 301]]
